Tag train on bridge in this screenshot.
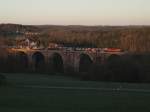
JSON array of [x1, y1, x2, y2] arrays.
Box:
[[6, 44, 126, 73], [0, 37, 126, 73]]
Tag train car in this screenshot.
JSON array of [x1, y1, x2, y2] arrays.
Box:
[[104, 48, 122, 52]]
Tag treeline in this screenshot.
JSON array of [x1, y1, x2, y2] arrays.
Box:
[[0, 24, 150, 52], [39, 26, 150, 52], [29, 25, 150, 52], [0, 24, 40, 38]]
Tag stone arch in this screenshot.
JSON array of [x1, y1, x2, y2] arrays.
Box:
[[32, 52, 45, 71], [79, 53, 93, 73], [15, 51, 28, 71], [107, 54, 121, 63], [51, 53, 64, 73], [106, 54, 122, 81]]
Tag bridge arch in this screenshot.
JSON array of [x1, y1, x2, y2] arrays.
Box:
[[107, 54, 121, 63], [15, 51, 28, 70], [32, 52, 45, 71], [51, 53, 64, 73], [79, 53, 93, 73]]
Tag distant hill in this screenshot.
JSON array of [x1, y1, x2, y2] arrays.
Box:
[[0, 24, 40, 37]]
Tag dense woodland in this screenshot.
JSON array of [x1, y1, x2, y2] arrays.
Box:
[[0, 24, 150, 52]]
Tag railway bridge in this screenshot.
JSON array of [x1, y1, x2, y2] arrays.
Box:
[[8, 48, 126, 73]]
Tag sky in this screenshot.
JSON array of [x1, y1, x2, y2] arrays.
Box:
[[0, 0, 150, 25]]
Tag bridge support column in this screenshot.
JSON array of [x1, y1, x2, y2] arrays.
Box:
[[28, 52, 34, 72], [63, 52, 77, 73]]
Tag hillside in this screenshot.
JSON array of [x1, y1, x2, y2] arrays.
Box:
[[0, 24, 150, 52], [0, 24, 40, 36]]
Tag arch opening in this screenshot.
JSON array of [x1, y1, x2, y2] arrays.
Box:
[[51, 53, 64, 73], [79, 54, 93, 73], [107, 54, 121, 63], [16, 52, 28, 70], [32, 52, 45, 71]]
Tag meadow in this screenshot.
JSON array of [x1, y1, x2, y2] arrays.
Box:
[[0, 73, 150, 112]]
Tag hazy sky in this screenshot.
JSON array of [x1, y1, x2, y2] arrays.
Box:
[[0, 0, 150, 25]]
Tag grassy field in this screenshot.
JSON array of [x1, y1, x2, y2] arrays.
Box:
[[0, 73, 150, 112]]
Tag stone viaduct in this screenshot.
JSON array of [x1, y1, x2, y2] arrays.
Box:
[[7, 48, 126, 73]]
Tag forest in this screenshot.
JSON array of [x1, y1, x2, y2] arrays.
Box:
[[0, 24, 150, 52]]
